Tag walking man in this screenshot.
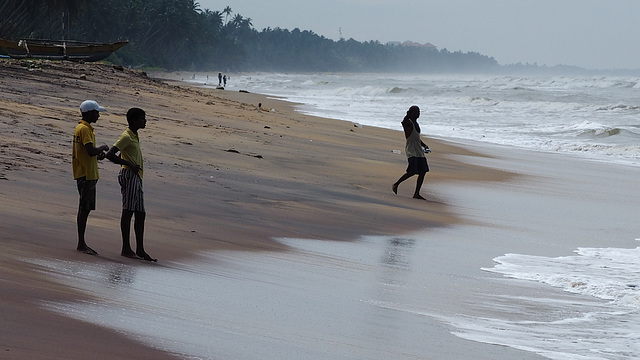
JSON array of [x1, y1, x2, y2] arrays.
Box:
[[106, 108, 156, 261], [73, 100, 109, 255]]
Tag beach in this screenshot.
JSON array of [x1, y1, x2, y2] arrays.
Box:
[[1, 60, 638, 359]]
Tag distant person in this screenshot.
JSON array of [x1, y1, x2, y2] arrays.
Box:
[[223, 75, 227, 87], [73, 100, 109, 255], [106, 108, 156, 261], [218, 72, 222, 86], [392, 105, 430, 200]]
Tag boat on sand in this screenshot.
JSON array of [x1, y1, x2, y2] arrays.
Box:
[[0, 38, 128, 62]]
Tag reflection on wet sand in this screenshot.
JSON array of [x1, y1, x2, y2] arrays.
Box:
[[26, 228, 555, 360], [383, 237, 415, 270], [26, 236, 450, 359]]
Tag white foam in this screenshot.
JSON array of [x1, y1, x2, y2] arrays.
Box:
[[432, 244, 640, 360], [486, 247, 640, 306]]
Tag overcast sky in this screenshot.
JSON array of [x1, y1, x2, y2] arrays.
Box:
[[199, 0, 640, 70]]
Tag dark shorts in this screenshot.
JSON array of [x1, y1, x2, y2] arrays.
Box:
[[76, 177, 97, 211], [406, 156, 429, 175], [118, 168, 145, 212]]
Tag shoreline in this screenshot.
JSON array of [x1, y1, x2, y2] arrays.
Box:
[[0, 60, 606, 359], [168, 70, 640, 170]]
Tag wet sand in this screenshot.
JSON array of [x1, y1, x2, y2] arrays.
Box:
[[2, 60, 636, 359]]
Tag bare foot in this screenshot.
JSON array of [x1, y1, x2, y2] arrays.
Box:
[[392, 183, 398, 194], [121, 251, 142, 259], [137, 252, 157, 262], [413, 194, 426, 200], [77, 245, 98, 255]]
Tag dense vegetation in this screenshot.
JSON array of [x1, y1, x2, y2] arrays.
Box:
[[0, 0, 499, 73]]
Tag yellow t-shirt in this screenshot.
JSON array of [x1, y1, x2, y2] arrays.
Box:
[[72, 120, 99, 180], [113, 127, 144, 179]]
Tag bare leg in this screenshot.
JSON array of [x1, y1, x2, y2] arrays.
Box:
[[413, 173, 426, 200], [134, 211, 156, 261], [77, 208, 98, 255], [393, 173, 414, 194], [120, 209, 139, 258]]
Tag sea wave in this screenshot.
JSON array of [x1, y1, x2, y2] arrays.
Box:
[[596, 104, 640, 111], [388, 86, 408, 94], [208, 72, 640, 165], [486, 245, 640, 308]]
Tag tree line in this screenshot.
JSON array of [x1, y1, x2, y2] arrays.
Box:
[[0, 0, 499, 73]]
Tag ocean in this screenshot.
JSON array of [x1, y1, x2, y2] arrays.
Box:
[[37, 73, 640, 359], [219, 73, 640, 166]]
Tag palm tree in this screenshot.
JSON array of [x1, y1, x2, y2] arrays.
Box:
[[243, 17, 253, 29], [231, 14, 244, 28], [203, 10, 223, 32], [222, 6, 232, 24], [187, 0, 201, 14]]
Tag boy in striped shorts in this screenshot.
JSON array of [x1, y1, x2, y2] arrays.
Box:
[[106, 108, 156, 261]]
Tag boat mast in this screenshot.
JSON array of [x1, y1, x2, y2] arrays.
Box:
[[62, 10, 69, 41], [62, 10, 69, 59]]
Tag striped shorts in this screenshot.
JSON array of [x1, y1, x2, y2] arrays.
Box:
[[118, 168, 145, 212]]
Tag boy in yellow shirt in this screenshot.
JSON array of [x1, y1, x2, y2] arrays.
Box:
[[106, 108, 156, 261], [72, 100, 109, 255]]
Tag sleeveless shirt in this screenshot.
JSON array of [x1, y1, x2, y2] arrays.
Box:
[[405, 120, 425, 158]]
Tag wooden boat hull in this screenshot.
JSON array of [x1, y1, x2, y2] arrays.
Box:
[[0, 39, 128, 62]]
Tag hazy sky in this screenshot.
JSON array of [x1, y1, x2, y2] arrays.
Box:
[[199, 0, 640, 70]]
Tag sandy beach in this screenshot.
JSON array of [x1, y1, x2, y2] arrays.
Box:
[[2, 60, 638, 359]]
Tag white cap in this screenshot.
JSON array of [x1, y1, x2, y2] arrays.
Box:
[[80, 100, 106, 113]]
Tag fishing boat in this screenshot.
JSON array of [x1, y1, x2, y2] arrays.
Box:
[[0, 38, 128, 62]]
